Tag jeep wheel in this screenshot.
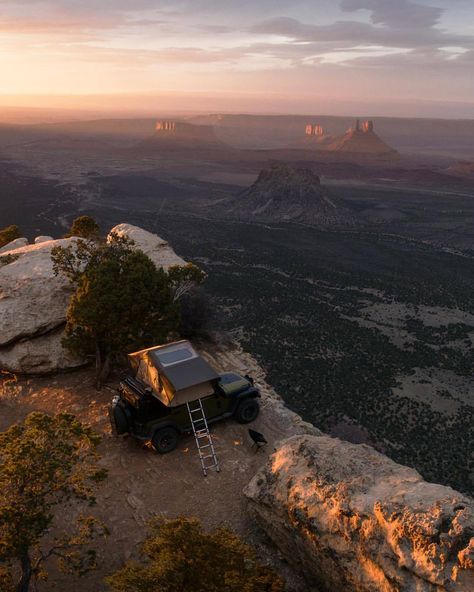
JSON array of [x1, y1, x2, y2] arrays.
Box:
[[234, 398, 260, 424], [112, 405, 129, 435], [152, 427, 179, 454]]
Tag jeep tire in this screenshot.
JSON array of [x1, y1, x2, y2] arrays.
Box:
[[234, 398, 260, 424], [113, 404, 129, 435], [152, 427, 179, 454]]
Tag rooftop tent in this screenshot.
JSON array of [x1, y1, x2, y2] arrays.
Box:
[[127, 340, 219, 407]]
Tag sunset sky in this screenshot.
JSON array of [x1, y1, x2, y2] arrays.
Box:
[[1, 0, 474, 117]]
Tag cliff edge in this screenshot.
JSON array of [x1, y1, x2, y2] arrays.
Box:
[[245, 434, 474, 592]]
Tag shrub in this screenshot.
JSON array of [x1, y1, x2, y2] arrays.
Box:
[[106, 516, 284, 592], [67, 216, 100, 239], [0, 225, 21, 248], [0, 412, 107, 592], [51, 234, 180, 386]]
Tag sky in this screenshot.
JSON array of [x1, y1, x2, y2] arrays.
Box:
[[0, 0, 474, 117]]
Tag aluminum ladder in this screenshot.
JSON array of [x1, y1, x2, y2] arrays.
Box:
[[186, 399, 220, 476]]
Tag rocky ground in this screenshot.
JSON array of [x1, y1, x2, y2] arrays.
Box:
[[0, 339, 317, 592]]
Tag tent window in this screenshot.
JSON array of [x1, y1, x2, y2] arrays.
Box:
[[155, 347, 194, 366]]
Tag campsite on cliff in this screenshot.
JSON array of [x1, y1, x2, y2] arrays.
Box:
[[1, 1, 474, 591]]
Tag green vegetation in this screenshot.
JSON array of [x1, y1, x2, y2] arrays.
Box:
[[67, 216, 100, 239], [0, 225, 21, 248], [106, 516, 284, 592], [0, 253, 20, 267], [0, 412, 107, 592], [51, 234, 180, 386], [167, 263, 207, 301]]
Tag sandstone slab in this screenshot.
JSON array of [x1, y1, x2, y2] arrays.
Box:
[[245, 435, 474, 592], [109, 223, 186, 270], [0, 238, 76, 347], [0, 237, 29, 253], [34, 235, 54, 244], [0, 328, 84, 374]]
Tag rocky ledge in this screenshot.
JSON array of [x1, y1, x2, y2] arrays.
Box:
[[245, 434, 474, 591], [0, 224, 184, 374]]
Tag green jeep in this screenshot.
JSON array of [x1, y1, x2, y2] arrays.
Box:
[[109, 340, 260, 453]]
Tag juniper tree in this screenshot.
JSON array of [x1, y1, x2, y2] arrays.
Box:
[[0, 412, 107, 592], [51, 234, 180, 386], [0, 225, 21, 248], [106, 516, 284, 592], [67, 216, 100, 240]]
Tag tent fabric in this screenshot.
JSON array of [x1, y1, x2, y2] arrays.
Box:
[[127, 340, 219, 407], [149, 353, 218, 391]]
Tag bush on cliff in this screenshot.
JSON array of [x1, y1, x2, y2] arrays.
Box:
[[66, 216, 100, 240], [51, 234, 180, 386], [0, 224, 21, 248], [0, 412, 107, 592], [106, 516, 284, 592]]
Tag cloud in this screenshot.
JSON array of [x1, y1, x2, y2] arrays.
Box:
[[251, 15, 474, 50], [340, 0, 443, 29]]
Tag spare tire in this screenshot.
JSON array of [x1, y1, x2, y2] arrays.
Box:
[[234, 398, 260, 424], [112, 404, 129, 435], [152, 427, 179, 454]]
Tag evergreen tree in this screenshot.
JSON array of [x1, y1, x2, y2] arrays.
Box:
[[0, 413, 107, 592], [67, 216, 100, 239], [0, 225, 21, 248], [52, 234, 180, 386], [106, 517, 284, 592]]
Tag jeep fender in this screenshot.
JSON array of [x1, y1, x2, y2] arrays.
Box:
[[229, 389, 260, 415]]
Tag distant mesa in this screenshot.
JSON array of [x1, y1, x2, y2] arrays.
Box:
[[226, 163, 359, 227], [327, 119, 398, 160], [304, 123, 333, 145], [294, 119, 399, 161], [136, 120, 230, 152]]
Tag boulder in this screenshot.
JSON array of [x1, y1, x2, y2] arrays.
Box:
[[245, 435, 474, 592], [0, 328, 84, 374], [109, 223, 186, 269], [0, 237, 28, 253], [0, 225, 187, 374], [34, 235, 53, 244], [0, 238, 76, 347]]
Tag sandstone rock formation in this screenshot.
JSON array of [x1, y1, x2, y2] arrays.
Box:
[[245, 434, 474, 592], [0, 237, 28, 253], [327, 120, 399, 160], [0, 225, 186, 374], [109, 223, 185, 269], [0, 238, 77, 346], [302, 123, 333, 146], [227, 163, 359, 226], [0, 237, 82, 374], [136, 120, 231, 153], [34, 235, 53, 244]]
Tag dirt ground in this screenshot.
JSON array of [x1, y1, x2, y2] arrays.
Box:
[[0, 341, 317, 592]]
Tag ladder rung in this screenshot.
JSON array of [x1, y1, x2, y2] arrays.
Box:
[[187, 398, 219, 477]]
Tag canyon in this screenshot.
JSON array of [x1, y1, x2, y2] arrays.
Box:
[[1, 225, 473, 591]]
